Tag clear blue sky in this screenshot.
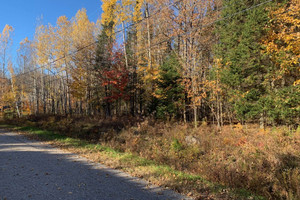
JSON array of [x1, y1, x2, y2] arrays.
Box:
[[0, 0, 103, 63]]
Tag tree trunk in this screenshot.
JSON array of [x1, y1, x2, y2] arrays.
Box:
[[122, 21, 129, 69], [10, 79, 20, 118], [146, 3, 152, 71]]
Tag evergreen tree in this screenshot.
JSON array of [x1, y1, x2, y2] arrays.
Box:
[[154, 53, 184, 120], [215, 0, 271, 123], [95, 22, 114, 117]]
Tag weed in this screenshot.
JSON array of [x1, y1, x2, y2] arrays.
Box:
[[171, 138, 183, 152]]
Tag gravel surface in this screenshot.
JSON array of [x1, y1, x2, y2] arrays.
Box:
[[0, 129, 191, 200]]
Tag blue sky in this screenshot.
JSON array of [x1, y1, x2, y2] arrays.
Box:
[[0, 0, 103, 63]]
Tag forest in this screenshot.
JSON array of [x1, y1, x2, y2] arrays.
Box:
[[0, 0, 299, 199], [0, 0, 298, 127]]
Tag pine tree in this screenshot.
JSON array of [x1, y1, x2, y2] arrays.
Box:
[[154, 53, 184, 120], [95, 2, 116, 117], [215, 0, 271, 124]]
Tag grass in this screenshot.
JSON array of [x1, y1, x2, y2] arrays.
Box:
[[2, 115, 299, 199], [0, 123, 264, 200]]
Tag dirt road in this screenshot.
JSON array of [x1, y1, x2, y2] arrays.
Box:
[[0, 130, 189, 200]]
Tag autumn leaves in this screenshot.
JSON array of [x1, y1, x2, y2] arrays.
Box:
[[0, 0, 299, 126]]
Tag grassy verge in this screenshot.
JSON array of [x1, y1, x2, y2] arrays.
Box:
[[0, 124, 264, 200]]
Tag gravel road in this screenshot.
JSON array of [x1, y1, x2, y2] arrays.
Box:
[[0, 129, 190, 200]]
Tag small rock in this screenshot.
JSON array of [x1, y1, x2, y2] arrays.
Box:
[[185, 135, 200, 145]]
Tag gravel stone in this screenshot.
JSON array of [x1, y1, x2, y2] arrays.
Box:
[[0, 130, 191, 200]]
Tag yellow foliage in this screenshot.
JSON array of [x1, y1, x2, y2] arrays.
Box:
[[72, 9, 95, 48], [101, 0, 118, 37], [294, 79, 300, 86], [0, 24, 14, 108], [133, 0, 144, 23], [101, 0, 118, 24], [4, 62, 19, 109], [233, 123, 243, 131], [263, 0, 300, 80], [54, 16, 72, 69], [1, 24, 14, 42], [116, 0, 136, 22], [19, 37, 29, 46], [34, 24, 54, 66]]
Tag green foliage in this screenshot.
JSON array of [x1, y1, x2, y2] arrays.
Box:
[[215, 0, 272, 122], [95, 22, 114, 71], [214, 0, 298, 127], [3, 109, 15, 120], [263, 85, 300, 126], [171, 138, 183, 152], [154, 53, 184, 119], [95, 22, 115, 117]]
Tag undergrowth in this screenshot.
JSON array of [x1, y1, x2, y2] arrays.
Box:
[[2, 115, 299, 199]]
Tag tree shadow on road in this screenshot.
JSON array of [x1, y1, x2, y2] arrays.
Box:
[[0, 132, 188, 200]]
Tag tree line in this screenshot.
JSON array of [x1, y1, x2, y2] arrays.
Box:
[[0, 0, 299, 128]]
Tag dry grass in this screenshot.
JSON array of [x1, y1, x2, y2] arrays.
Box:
[[2, 116, 300, 199], [106, 121, 300, 199]]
